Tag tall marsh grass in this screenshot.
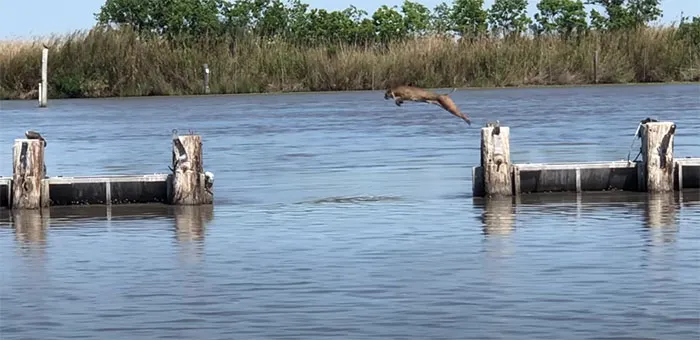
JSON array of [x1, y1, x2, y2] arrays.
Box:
[[1, 26, 698, 100]]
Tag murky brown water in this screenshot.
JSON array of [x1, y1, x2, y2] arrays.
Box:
[[1, 83, 699, 339]]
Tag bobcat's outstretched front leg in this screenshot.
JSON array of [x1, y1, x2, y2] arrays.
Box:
[[395, 98, 404, 106], [426, 99, 441, 107]]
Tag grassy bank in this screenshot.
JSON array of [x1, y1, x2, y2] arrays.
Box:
[[1, 26, 698, 100]]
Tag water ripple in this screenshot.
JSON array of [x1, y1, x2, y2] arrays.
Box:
[[1, 84, 699, 340]]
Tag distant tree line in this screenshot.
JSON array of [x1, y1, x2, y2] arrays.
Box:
[[93, 0, 700, 45]]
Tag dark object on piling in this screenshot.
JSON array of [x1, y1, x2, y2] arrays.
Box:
[[25, 130, 47, 147]]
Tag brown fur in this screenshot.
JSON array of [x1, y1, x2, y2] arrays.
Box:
[[384, 85, 471, 125]]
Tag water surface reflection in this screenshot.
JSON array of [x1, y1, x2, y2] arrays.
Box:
[[1, 84, 698, 339]]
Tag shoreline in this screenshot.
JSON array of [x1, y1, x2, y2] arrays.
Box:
[[2, 81, 698, 102], [2, 26, 697, 102]]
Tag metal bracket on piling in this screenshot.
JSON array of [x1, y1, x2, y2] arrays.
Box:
[[629, 117, 661, 163]]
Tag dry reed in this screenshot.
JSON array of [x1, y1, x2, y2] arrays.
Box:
[[0, 26, 697, 100]]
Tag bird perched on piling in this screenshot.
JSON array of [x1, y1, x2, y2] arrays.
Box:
[[25, 130, 47, 147]]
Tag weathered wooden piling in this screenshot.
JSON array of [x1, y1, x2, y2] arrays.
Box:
[[12, 139, 49, 209], [169, 133, 214, 205], [638, 121, 676, 193], [39, 47, 48, 107], [480, 123, 512, 197]]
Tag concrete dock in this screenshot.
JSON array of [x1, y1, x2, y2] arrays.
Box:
[[46, 174, 171, 205], [675, 157, 700, 191], [0, 176, 10, 208], [2, 120, 697, 207], [1, 130, 214, 210], [473, 120, 699, 197]]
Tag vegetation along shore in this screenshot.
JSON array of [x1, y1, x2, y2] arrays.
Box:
[[1, 0, 699, 100]]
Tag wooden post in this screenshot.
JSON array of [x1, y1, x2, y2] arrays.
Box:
[[38, 82, 43, 106], [170, 133, 214, 205], [593, 49, 599, 84], [203, 63, 210, 94], [480, 123, 512, 197], [638, 121, 676, 193], [12, 139, 49, 209], [39, 47, 48, 107]]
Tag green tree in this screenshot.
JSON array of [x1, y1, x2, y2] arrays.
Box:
[[626, 0, 662, 27], [487, 0, 532, 37], [401, 0, 431, 36], [95, 0, 157, 34], [585, 0, 662, 30], [533, 0, 588, 38], [219, 0, 255, 36], [429, 2, 455, 35], [256, 0, 291, 38], [342, 6, 376, 45], [305, 8, 356, 44], [95, 0, 227, 39], [284, 0, 311, 42], [589, 8, 608, 30], [372, 5, 408, 43], [677, 15, 700, 48], [451, 0, 488, 38]]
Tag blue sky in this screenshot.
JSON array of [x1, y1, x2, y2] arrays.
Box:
[[0, 0, 697, 39]]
